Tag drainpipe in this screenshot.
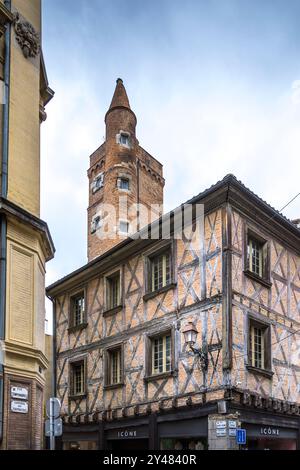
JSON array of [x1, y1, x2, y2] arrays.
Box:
[[0, 0, 11, 444]]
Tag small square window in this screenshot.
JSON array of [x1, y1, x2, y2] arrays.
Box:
[[119, 133, 129, 146], [106, 272, 121, 310], [91, 215, 102, 234], [106, 347, 123, 386], [119, 220, 129, 234], [92, 173, 104, 193], [71, 360, 85, 396], [117, 177, 130, 191], [70, 292, 85, 327]]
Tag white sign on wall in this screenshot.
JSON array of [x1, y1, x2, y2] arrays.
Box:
[[216, 420, 227, 429], [11, 400, 28, 414], [11, 386, 28, 400]]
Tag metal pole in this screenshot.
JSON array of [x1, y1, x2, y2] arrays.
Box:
[[50, 398, 55, 450]]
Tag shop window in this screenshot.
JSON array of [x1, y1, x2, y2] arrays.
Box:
[[105, 345, 124, 387], [247, 317, 272, 377], [106, 271, 121, 311], [70, 359, 86, 397], [160, 438, 207, 450]]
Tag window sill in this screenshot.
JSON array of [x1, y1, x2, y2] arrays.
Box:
[[143, 283, 177, 302], [243, 270, 272, 289], [246, 365, 274, 379], [68, 322, 88, 334], [103, 305, 123, 317], [144, 371, 174, 382], [69, 393, 87, 401], [104, 382, 124, 390]]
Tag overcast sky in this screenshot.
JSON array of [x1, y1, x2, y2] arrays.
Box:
[[41, 0, 300, 290]]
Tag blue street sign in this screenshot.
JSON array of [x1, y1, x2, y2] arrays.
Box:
[[236, 429, 247, 445]]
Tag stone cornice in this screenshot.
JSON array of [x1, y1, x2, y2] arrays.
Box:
[[4, 340, 49, 370]]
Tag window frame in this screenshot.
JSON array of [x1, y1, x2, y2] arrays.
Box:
[[117, 176, 130, 191], [243, 225, 271, 288], [69, 356, 87, 399], [104, 343, 124, 389], [246, 314, 273, 378], [144, 328, 175, 381], [92, 172, 104, 194], [117, 130, 131, 148], [143, 241, 176, 301], [104, 270, 123, 315], [68, 288, 88, 333]]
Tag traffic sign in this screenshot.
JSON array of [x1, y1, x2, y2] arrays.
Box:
[[45, 418, 63, 437], [236, 428, 247, 445], [46, 397, 61, 419]]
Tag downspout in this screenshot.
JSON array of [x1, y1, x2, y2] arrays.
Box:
[[0, 0, 12, 444]]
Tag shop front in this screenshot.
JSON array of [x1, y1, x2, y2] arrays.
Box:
[[243, 423, 298, 450]]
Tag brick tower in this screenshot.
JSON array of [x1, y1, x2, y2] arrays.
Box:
[[87, 79, 165, 261]]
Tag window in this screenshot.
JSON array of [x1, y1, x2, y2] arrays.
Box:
[[119, 133, 129, 146], [247, 237, 263, 277], [71, 361, 85, 396], [106, 272, 121, 310], [92, 172, 104, 193], [91, 215, 102, 234], [105, 346, 123, 387], [247, 317, 272, 375], [119, 220, 129, 234], [70, 292, 85, 327], [244, 228, 270, 286], [151, 333, 172, 375], [117, 177, 130, 191], [151, 251, 171, 292]]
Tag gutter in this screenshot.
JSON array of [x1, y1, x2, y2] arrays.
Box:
[[0, 0, 11, 444]]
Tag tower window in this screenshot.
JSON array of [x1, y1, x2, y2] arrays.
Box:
[[91, 215, 102, 234], [120, 133, 129, 146], [92, 172, 104, 193], [119, 220, 129, 234], [117, 177, 130, 191]]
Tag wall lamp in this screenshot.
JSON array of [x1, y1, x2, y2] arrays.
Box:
[[183, 321, 208, 370]]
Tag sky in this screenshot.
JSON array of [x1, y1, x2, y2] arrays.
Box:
[[41, 0, 300, 292]]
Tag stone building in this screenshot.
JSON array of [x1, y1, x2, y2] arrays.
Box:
[[0, 0, 54, 450], [47, 80, 300, 450]]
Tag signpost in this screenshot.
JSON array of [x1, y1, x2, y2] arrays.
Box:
[[46, 398, 61, 450], [236, 429, 247, 446]]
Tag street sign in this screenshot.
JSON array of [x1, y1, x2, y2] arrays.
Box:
[[236, 428, 247, 445], [11, 386, 28, 400], [11, 400, 28, 414], [45, 418, 63, 437], [46, 397, 61, 419]]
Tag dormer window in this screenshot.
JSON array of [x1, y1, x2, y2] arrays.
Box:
[[92, 172, 104, 193], [117, 177, 130, 191], [91, 215, 102, 234]]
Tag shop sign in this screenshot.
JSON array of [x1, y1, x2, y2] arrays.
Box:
[[11, 386, 28, 400], [216, 420, 226, 429], [117, 430, 137, 438], [229, 428, 237, 437], [11, 400, 28, 414], [260, 427, 280, 436]]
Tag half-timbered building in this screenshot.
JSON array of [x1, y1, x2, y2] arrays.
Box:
[[47, 80, 300, 450]]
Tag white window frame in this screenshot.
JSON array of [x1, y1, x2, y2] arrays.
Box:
[[91, 172, 104, 193]]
